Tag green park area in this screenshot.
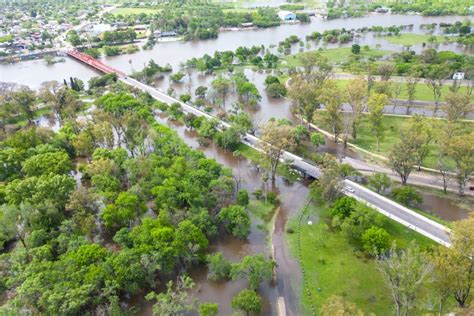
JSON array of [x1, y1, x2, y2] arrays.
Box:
[[283, 47, 393, 67], [286, 198, 437, 315], [312, 114, 473, 169], [380, 33, 447, 46], [334, 79, 469, 102], [112, 7, 161, 15]]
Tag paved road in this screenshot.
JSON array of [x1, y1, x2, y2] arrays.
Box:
[[343, 180, 451, 246], [334, 72, 472, 87], [344, 156, 473, 197], [122, 76, 452, 247]]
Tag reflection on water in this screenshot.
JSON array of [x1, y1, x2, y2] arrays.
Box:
[[1, 15, 472, 89], [419, 193, 472, 222]]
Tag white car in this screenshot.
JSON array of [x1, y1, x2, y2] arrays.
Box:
[[346, 186, 355, 193]]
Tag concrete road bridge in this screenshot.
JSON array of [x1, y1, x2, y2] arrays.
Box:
[[68, 51, 452, 247]]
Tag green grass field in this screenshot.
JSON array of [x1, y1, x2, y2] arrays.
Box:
[[112, 7, 161, 15], [313, 114, 473, 169], [381, 33, 448, 46], [247, 199, 276, 233], [334, 79, 470, 102], [286, 199, 437, 315], [283, 47, 393, 68]]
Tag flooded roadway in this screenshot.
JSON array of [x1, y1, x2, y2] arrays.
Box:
[[5, 13, 474, 314]]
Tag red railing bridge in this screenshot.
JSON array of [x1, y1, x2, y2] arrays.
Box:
[[67, 49, 126, 77]]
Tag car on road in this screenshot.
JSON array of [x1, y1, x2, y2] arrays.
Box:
[[346, 186, 355, 193]]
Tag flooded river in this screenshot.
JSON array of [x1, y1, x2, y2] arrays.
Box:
[[1, 14, 472, 89], [4, 13, 473, 315]]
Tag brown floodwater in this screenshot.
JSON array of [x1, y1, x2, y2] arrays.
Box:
[[126, 114, 308, 315], [2, 14, 472, 89], [4, 13, 473, 314], [418, 193, 472, 221]]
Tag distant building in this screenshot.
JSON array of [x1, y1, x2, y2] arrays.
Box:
[[277, 11, 296, 21], [453, 72, 465, 80], [155, 31, 177, 38], [240, 22, 254, 28]]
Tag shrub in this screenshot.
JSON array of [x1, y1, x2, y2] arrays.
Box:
[[391, 186, 423, 207], [237, 189, 249, 206], [362, 226, 390, 255]]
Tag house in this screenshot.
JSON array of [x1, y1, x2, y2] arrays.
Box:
[[277, 11, 296, 21], [155, 30, 177, 38], [452, 72, 465, 80], [240, 22, 254, 28]]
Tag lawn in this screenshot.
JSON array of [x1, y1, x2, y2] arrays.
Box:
[[283, 47, 393, 68], [313, 113, 473, 169], [286, 199, 436, 315], [247, 199, 277, 233], [235, 143, 300, 182], [381, 33, 448, 46], [334, 79, 470, 102], [112, 7, 161, 15]]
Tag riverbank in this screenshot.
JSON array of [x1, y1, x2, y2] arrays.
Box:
[[285, 195, 460, 315]]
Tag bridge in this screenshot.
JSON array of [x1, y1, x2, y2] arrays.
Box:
[[66, 49, 126, 77], [67, 52, 452, 247]]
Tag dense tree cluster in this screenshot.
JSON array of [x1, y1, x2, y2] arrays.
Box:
[[103, 3, 281, 41], [0, 78, 252, 314]]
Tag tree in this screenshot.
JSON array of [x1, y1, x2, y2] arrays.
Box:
[[231, 289, 261, 316], [212, 76, 231, 108], [449, 215, 474, 307], [266, 82, 287, 98], [320, 80, 344, 143], [310, 132, 325, 148], [21, 150, 72, 177], [195, 86, 208, 98], [337, 204, 385, 242], [426, 64, 450, 113], [402, 116, 434, 170], [299, 52, 333, 86], [351, 44, 361, 55], [101, 192, 147, 231], [444, 132, 474, 196], [320, 295, 363, 316], [376, 243, 432, 316], [231, 255, 276, 290], [367, 93, 387, 151], [5, 174, 75, 208], [444, 91, 472, 122], [330, 196, 356, 219], [405, 72, 420, 115], [207, 252, 231, 281], [378, 62, 395, 81], [40, 81, 81, 126], [218, 205, 250, 239], [199, 303, 218, 316], [389, 139, 417, 185], [311, 154, 342, 203], [146, 275, 196, 316], [11, 88, 36, 125], [362, 227, 391, 255], [431, 215, 474, 309], [368, 172, 391, 194], [170, 71, 185, 83], [346, 78, 367, 140], [237, 189, 249, 206], [287, 75, 320, 125], [259, 120, 295, 182]]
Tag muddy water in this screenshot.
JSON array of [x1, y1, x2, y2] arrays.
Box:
[[2, 15, 472, 88], [128, 114, 307, 315], [419, 193, 472, 221]]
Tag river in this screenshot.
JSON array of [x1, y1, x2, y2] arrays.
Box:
[[4, 13, 474, 315], [1, 14, 472, 89]]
